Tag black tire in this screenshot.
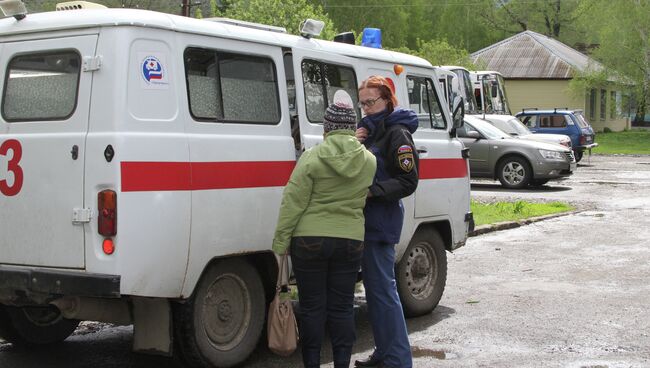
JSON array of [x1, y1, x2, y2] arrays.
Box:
[[174, 259, 266, 368], [530, 179, 550, 186], [574, 150, 583, 162], [497, 156, 532, 189], [0, 304, 79, 346], [396, 229, 447, 318]]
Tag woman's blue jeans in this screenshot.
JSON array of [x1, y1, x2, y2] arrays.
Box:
[[290, 236, 364, 368]]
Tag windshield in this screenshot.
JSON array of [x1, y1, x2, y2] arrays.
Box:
[[452, 69, 478, 114], [467, 119, 510, 140], [496, 75, 512, 115], [506, 118, 531, 135]]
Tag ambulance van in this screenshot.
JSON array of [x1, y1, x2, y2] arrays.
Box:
[[0, 2, 472, 367]]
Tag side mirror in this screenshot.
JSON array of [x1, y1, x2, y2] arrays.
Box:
[[466, 131, 481, 139], [452, 96, 464, 129]]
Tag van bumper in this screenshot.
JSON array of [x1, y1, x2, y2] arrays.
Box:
[[0, 265, 120, 305]]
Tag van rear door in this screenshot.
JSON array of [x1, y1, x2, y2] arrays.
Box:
[[0, 35, 97, 269]]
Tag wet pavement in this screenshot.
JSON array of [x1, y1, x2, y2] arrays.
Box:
[[1, 155, 649, 367]]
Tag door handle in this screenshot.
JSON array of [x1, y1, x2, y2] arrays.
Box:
[[416, 147, 428, 158]]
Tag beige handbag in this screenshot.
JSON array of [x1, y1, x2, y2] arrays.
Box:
[[267, 253, 299, 356]]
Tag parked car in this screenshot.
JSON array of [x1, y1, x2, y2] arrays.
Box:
[[515, 108, 598, 162], [458, 116, 576, 189], [478, 115, 572, 148]]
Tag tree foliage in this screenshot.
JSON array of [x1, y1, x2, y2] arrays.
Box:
[[213, 0, 338, 39], [575, 0, 650, 122], [389, 39, 475, 69]]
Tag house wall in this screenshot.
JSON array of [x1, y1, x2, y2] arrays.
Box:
[[506, 79, 630, 132]]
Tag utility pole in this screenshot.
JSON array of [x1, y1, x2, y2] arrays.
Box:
[[181, 0, 189, 17]]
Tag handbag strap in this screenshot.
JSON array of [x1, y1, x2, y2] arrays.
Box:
[[276, 252, 289, 290]]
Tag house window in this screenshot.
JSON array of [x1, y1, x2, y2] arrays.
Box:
[[600, 89, 606, 120], [610, 91, 616, 119], [589, 89, 596, 119]]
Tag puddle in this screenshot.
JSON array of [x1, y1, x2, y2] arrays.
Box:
[[411, 346, 458, 360]]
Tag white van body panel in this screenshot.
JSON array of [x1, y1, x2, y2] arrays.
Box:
[[0, 34, 97, 269]]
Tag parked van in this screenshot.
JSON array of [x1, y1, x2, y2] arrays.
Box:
[[0, 3, 471, 367]]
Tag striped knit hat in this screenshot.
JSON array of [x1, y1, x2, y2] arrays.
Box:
[[323, 90, 357, 132]]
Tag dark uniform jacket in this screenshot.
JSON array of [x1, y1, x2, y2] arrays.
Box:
[[358, 107, 419, 244]]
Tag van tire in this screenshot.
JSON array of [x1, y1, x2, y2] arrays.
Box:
[[497, 156, 532, 189], [0, 304, 79, 346], [396, 229, 447, 318], [174, 259, 265, 368]]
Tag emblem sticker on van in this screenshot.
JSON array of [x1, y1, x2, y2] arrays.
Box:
[[0, 139, 24, 197], [140, 53, 169, 89]]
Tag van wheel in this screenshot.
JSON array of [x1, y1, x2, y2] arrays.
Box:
[[0, 304, 79, 346], [396, 229, 447, 318], [174, 259, 265, 368], [574, 150, 583, 162], [497, 156, 532, 189]]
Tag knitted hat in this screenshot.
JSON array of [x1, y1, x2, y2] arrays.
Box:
[[323, 90, 357, 132]]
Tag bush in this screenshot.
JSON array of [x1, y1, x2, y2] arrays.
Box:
[[603, 127, 612, 133]]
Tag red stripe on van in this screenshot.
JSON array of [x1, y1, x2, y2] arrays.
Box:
[[120, 161, 296, 192], [418, 158, 468, 179], [120, 158, 466, 192]]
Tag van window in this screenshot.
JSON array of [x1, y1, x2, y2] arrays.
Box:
[[519, 115, 537, 128], [184, 48, 280, 124], [301, 60, 358, 124], [2, 50, 80, 122], [407, 76, 446, 129]]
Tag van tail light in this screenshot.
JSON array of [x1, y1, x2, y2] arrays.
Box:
[[98, 190, 117, 237]]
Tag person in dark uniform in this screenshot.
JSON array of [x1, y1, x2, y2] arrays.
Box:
[[354, 75, 418, 368]]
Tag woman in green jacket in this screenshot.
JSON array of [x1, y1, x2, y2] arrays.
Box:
[[272, 90, 376, 368]]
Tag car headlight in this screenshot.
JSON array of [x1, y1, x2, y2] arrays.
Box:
[[538, 149, 566, 161]]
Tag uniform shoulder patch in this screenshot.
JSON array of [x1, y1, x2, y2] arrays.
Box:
[[397, 145, 413, 154], [397, 145, 415, 172]]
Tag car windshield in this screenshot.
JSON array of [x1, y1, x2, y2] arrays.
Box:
[[468, 119, 510, 139], [490, 118, 531, 136]]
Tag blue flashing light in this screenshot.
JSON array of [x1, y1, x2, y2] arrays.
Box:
[[361, 28, 382, 49]]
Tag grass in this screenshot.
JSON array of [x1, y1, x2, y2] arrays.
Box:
[[471, 200, 574, 226], [595, 130, 650, 155]]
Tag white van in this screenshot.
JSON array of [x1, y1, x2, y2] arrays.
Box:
[[0, 3, 471, 367]]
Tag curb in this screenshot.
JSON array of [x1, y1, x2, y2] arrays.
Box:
[[468, 210, 581, 237]]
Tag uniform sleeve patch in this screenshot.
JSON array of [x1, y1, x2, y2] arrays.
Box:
[[398, 152, 414, 172], [397, 145, 413, 154]]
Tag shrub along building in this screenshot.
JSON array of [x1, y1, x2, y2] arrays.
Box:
[[471, 30, 630, 132]]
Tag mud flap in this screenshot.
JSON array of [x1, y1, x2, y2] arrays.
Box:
[[132, 297, 172, 356]]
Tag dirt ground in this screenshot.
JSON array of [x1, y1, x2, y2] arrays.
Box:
[[1, 155, 649, 368]]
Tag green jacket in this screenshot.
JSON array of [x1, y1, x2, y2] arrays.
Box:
[[272, 130, 377, 255]]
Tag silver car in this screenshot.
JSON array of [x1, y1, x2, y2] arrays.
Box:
[[478, 114, 573, 148], [458, 116, 576, 188]]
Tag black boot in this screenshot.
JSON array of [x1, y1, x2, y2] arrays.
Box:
[[354, 354, 381, 367]]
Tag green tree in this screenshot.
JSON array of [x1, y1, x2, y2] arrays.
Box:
[[389, 39, 475, 69], [474, 0, 588, 46], [313, 0, 433, 49], [576, 0, 650, 123], [218, 0, 337, 39]]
